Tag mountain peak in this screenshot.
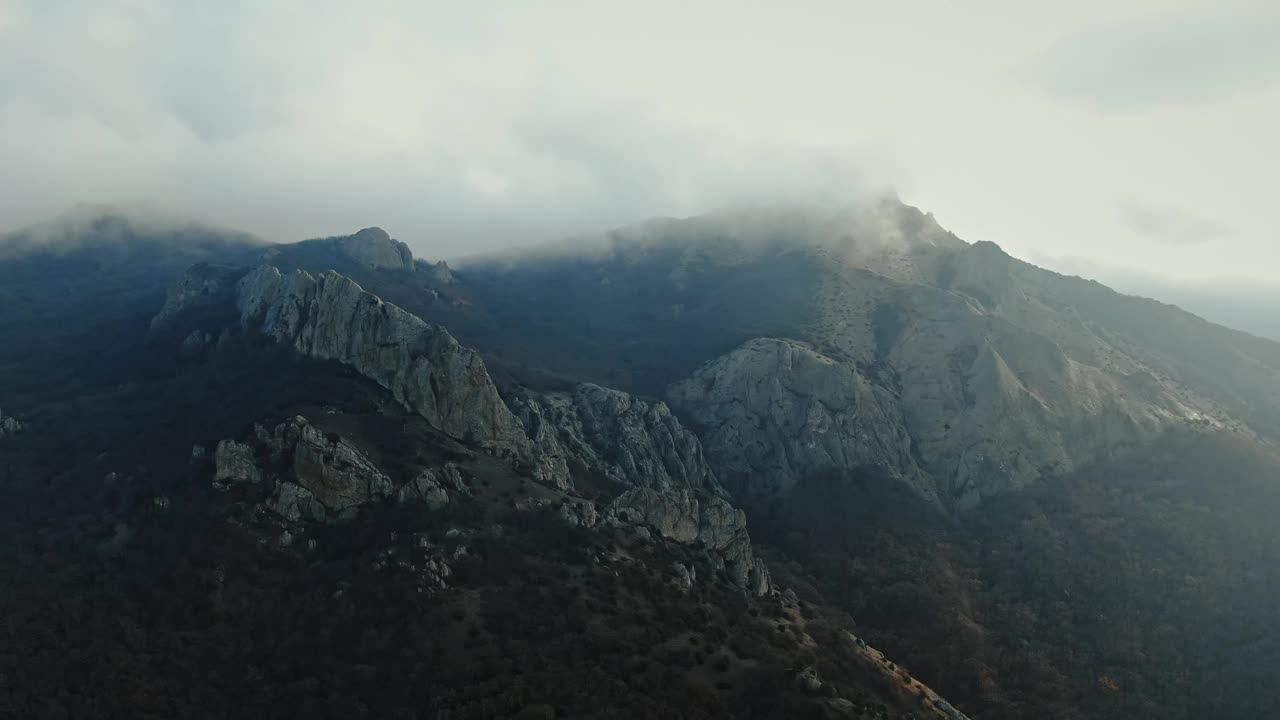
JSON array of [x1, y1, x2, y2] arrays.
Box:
[[351, 226, 391, 243], [337, 226, 413, 270]]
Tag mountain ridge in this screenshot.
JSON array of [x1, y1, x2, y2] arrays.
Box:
[[4, 205, 1280, 718]]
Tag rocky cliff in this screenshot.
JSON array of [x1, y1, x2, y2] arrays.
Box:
[[506, 383, 771, 592], [235, 264, 531, 456], [604, 487, 771, 595], [509, 383, 724, 495], [793, 238, 1230, 507], [669, 337, 932, 500], [157, 258, 772, 593]]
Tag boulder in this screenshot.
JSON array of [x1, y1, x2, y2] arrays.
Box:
[[259, 417, 394, 512], [213, 416, 397, 521], [396, 464, 468, 510], [212, 440, 262, 488]]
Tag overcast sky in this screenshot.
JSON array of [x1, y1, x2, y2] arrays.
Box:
[[1, 0, 1277, 285]]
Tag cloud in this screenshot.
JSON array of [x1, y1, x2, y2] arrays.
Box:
[[1020, 2, 1280, 110], [0, 1, 1277, 287], [1118, 205, 1230, 245], [0, 1, 890, 259]]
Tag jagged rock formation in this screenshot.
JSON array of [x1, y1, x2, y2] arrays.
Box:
[[793, 246, 1223, 507], [158, 257, 773, 593], [214, 416, 395, 521], [211, 415, 473, 523], [396, 464, 470, 510], [506, 383, 771, 594], [235, 265, 531, 456], [422, 259, 455, 285], [0, 408, 23, 438], [605, 487, 771, 595], [669, 338, 933, 500], [263, 417, 394, 515], [672, 325, 1201, 508], [510, 383, 722, 495]]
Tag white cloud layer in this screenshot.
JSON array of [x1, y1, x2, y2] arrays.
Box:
[[0, 0, 1276, 284]]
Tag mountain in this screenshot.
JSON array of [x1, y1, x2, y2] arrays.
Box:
[[0, 216, 962, 719], [348, 198, 1278, 509], [2, 202, 1279, 718]]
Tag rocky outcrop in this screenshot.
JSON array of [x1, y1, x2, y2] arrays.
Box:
[[605, 487, 771, 595], [669, 338, 934, 500], [334, 227, 415, 270], [213, 439, 261, 488], [511, 383, 723, 495], [0, 408, 22, 438], [422, 259, 455, 285], [258, 416, 394, 514], [269, 481, 329, 523], [149, 263, 246, 332], [172, 262, 772, 590], [668, 330, 1195, 508], [210, 416, 448, 523], [396, 463, 469, 510], [235, 265, 530, 456]]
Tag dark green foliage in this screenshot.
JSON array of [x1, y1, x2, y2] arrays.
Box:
[[759, 431, 1280, 720]]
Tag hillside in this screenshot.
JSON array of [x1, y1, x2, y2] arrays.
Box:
[[3, 203, 1280, 718]]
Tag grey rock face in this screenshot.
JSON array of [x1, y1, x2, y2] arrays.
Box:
[[396, 464, 469, 510], [171, 262, 774, 591], [669, 338, 933, 500], [258, 416, 394, 513], [212, 440, 261, 488], [607, 487, 701, 542], [511, 383, 722, 495], [268, 481, 327, 523], [606, 487, 771, 595], [337, 227, 415, 270], [210, 416, 489, 525], [213, 416, 395, 521], [236, 265, 530, 456], [670, 328, 1194, 509], [0, 408, 23, 438]]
